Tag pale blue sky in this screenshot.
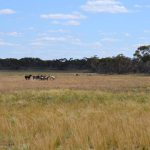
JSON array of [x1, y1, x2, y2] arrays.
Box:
[[0, 0, 150, 59]]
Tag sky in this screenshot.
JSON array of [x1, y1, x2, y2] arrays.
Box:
[[0, 0, 150, 59]]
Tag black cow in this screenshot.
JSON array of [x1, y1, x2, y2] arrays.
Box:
[[25, 75, 32, 80]]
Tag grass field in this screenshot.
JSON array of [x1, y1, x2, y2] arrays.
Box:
[[1, 72, 150, 149]]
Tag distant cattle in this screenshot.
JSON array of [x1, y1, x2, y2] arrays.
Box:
[[33, 75, 40, 80], [25, 74, 55, 81], [50, 76, 55, 80], [44, 76, 50, 80], [25, 75, 32, 80], [40, 75, 50, 80], [75, 73, 80, 76]]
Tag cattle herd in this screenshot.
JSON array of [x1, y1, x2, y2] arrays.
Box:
[[25, 74, 55, 81]]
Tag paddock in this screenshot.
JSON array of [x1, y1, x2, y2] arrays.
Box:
[[0, 71, 150, 92], [1, 71, 150, 149]]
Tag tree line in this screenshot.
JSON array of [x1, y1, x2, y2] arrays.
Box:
[[1, 45, 150, 74]]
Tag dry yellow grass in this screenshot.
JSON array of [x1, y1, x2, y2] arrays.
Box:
[[0, 72, 150, 92], [0, 72, 150, 150]]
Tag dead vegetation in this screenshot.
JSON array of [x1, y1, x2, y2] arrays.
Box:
[[0, 72, 150, 149]]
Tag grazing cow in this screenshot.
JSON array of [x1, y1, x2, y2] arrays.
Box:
[[33, 75, 40, 80], [39, 75, 44, 80], [40, 75, 50, 81], [44, 76, 50, 80], [25, 75, 32, 80], [39, 75, 46, 80], [32, 75, 36, 80], [75, 73, 80, 76], [50, 76, 55, 80]]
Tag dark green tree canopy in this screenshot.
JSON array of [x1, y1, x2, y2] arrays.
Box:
[[134, 45, 150, 62], [1, 46, 150, 73]]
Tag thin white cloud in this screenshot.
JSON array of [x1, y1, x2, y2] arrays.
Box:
[[144, 30, 150, 33], [52, 20, 80, 26], [99, 31, 131, 39], [81, 0, 128, 13], [37, 29, 71, 37], [27, 27, 35, 31], [89, 41, 102, 50], [48, 29, 70, 33], [30, 41, 44, 46], [138, 37, 148, 40], [38, 36, 66, 42], [0, 39, 18, 46], [31, 35, 82, 46], [64, 20, 80, 26], [41, 12, 85, 26], [40, 12, 86, 20], [99, 31, 117, 36], [101, 37, 119, 42], [0, 9, 16, 15], [134, 4, 150, 9], [0, 32, 22, 37], [124, 33, 131, 37]]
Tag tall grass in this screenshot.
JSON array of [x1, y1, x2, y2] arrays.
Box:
[[1, 73, 150, 149], [1, 89, 150, 149]]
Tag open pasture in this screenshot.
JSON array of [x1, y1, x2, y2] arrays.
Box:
[[0, 71, 150, 92], [1, 72, 150, 149]]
